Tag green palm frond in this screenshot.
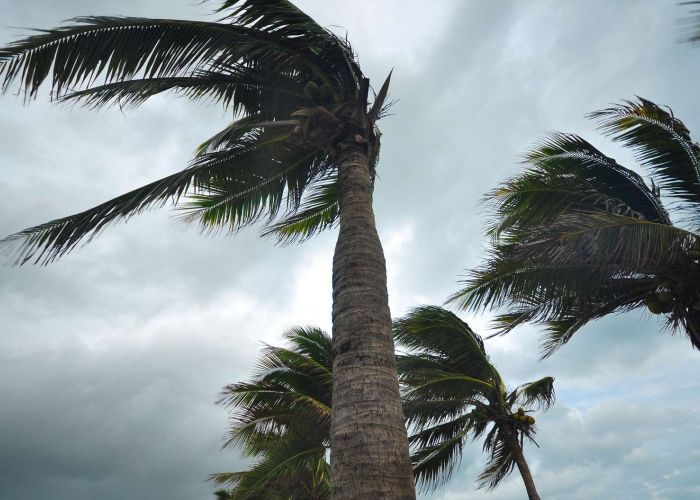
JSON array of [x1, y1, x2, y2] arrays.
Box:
[[590, 97, 700, 217], [476, 429, 515, 491], [262, 176, 339, 244], [516, 212, 698, 271], [393, 306, 498, 380], [490, 132, 669, 237], [395, 306, 554, 494], [410, 425, 470, 492], [516, 377, 555, 410], [212, 441, 328, 500], [0, 0, 383, 265], [0, 16, 330, 101], [457, 98, 700, 353], [59, 69, 304, 112], [216, 325, 332, 499]]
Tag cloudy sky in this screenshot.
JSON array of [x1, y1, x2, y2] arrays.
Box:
[[1, 1, 700, 499]]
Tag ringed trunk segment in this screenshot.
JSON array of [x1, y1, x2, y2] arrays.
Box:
[[330, 143, 415, 499]]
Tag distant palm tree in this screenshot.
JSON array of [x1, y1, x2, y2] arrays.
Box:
[[0, 2, 414, 496], [213, 326, 332, 500], [451, 98, 700, 356], [394, 306, 555, 500]]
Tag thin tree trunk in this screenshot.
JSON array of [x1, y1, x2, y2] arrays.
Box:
[[500, 424, 540, 500], [330, 142, 416, 499]]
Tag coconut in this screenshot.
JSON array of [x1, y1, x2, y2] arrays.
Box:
[[319, 83, 334, 103], [517, 407, 525, 416], [657, 291, 674, 304], [526, 416, 536, 425], [304, 81, 320, 100], [645, 298, 663, 315]]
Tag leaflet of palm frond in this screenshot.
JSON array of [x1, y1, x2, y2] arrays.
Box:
[[515, 212, 698, 271], [262, 176, 339, 244], [590, 98, 700, 215], [393, 306, 498, 380], [0, 17, 336, 101]]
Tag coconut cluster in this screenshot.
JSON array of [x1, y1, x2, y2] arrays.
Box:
[[303, 81, 339, 106], [512, 407, 535, 425]]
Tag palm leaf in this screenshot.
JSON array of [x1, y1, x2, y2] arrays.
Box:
[[393, 306, 498, 380], [0, 17, 332, 99], [262, 176, 339, 243], [590, 97, 700, 218], [516, 377, 555, 410]]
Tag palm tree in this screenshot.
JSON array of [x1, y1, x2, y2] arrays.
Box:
[[212, 326, 332, 500], [394, 306, 555, 500], [0, 2, 414, 496], [451, 98, 700, 357]]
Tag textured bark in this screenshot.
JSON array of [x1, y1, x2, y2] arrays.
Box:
[[501, 425, 540, 500], [330, 142, 416, 499]]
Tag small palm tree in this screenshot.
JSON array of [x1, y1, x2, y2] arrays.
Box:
[[0, 2, 414, 495], [213, 326, 332, 500], [451, 98, 700, 356], [394, 306, 555, 500]]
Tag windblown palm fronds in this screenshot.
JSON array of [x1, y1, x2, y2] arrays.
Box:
[[212, 326, 332, 500], [451, 98, 700, 356], [394, 306, 554, 499], [0, 0, 392, 264]]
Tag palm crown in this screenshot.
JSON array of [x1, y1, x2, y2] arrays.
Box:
[[213, 326, 332, 499], [0, 0, 390, 264], [394, 306, 555, 498], [451, 98, 700, 356]]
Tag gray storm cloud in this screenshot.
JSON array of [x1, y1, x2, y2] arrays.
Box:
[[1, 1, 699, 499]]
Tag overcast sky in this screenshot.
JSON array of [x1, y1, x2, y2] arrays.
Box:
[[1, 1, 700, 499]]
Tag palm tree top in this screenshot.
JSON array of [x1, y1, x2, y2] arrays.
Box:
[[394, 306, 555, 493], [0, 0, 393, 264], [452, 97, 700, 356], [213, 326, 332, 499]]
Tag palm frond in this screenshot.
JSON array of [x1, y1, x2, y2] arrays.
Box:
[[59, 68, 303, 113], [393, 306, 498, 380], [410, 426, 470, 492], [262, 176, 339, 244], [516, 377, 555, 411], [0, 126, 318, 265], [476, 430, 515, 491], [590, 97, 700, 219], [516, 212, 698, 271], [0, 17, 331, 101]]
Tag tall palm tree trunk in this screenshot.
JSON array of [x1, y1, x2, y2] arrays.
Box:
[[500, 424, 540, 500], [331, 142, 416, 499]]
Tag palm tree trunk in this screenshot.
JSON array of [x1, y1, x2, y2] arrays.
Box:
[[500, 424, 540, 500], [330, 142, 416, 499]]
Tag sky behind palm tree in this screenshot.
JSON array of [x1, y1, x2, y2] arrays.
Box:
[[1, 1, 699, 499]]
